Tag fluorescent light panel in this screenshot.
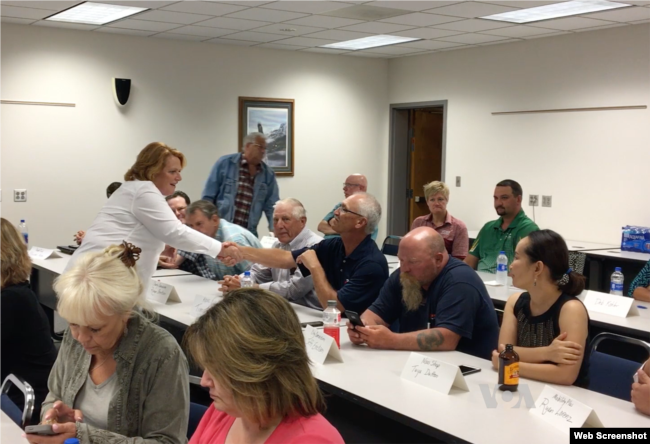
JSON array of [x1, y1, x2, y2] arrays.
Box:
[[482, 0, 631, 24], [321, 35, 421, 51], [46, 2, 148, 25]]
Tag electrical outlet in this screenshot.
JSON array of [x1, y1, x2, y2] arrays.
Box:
[[542, 195, 552, 207], [14, 189, 27, 202], [528, 194, 539, 207], [456, 176, 461, 187]]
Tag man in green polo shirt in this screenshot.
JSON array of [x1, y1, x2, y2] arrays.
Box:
[[465, 179, 539, 273]]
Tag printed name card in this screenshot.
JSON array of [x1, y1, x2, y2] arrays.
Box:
[[583, 291, 639, 318], [147, 280, 181, 304], [190, 294, 218, 319], [531, 385, 603, 434], [260, 236, 277, 249], [303, 325, 343, 365], [28, 247, 61, 260], [400, 353, 469, 395]]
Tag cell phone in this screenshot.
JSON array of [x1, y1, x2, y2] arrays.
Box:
[[25, 424, 57, 435], [459, 365, 481, 376], [300, 321, 323, 328], [345, 311, 364, 328]]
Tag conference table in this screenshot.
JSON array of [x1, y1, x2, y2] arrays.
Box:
[[582, 249, 650, 293], [1, 411, 29, 444]]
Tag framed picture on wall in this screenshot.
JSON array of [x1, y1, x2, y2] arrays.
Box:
[[238, 96, 295, 177]]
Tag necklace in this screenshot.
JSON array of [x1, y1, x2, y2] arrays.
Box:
[[90, 355, 112, 373]]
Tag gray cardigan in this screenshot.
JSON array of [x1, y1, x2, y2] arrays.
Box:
[[42, 315, 189, 444]]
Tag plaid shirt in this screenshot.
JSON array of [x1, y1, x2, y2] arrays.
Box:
[[232, 158, 260, 229], [178, 220, 262, 280]]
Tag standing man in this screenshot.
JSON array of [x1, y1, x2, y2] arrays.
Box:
[[465, 179, 539, 273], [219, 198, 323, 310], [202, 132, 279, 237], [318, 174, 379, 241]]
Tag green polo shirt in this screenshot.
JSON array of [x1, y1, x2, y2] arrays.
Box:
[[469, 210, 539, 273]]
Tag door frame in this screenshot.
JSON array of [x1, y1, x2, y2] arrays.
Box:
[[387, 100, 448, 237]]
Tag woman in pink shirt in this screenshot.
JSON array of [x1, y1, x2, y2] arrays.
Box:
[[184, 288, 344, 444], [411, 181, 469, 260]]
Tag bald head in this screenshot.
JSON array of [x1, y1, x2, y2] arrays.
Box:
[[402, 227, 446, 257], [343, 174, 368, 198], [398, 227, 449, 288]]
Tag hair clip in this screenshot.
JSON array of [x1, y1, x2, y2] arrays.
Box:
[[118, 241, 142, 268]]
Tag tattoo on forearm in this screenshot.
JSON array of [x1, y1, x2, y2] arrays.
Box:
[[416, 329, 445, 351]]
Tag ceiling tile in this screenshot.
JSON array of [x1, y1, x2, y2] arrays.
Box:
[[400, 39, 466, 50], [424, 2, 518, 18], [392, 27, 464, 39], [300, 47, 351, 54], [101, 1, 178, 8], [433, 18, 513, 32], [132, 10, 214, 25], [1, 16, 37, 24], [474, 1, 560, 7], [260, 1, 352, 14], [167, 25, 236, 37], [0, 5, 53, 19], [256, 42, 307, 50], [33, 20, 99, 30], [363, 45, 425, 54], [438, 32, 510, 44], [529, 16, 616, 30], [379, 12, 463, 26], [95, 27, 156, 36], [154, 32, 208, 41], [372, 1, 463, 12], [106, 18, 181, 31], [479, 24, 560, 38], [224, 8, 308, 22], [584, 6, 650, 22], [209, 1, 274, 7], [343, 51, 389, 57], [338, 21, 415, 33], [219, 30, 287, 42], [632, 19, 650, 24], [0, 1, 82, 11], [272, 36, 337, 46], [282, 15, 364, 28], [479, 38, 521, 46], [197, 16, 271, 30], [251, 23, 326, 35], [205, 37, 258, 46], [161, 1, 248, 16], [573, 22, 629, 32], [304, 29, 372, 40], [525, 30, 569, 39]]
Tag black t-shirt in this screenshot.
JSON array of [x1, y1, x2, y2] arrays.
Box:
[[368, 258, 500, 360], [292, 235, 388, 314], [1, 282, 58, 418]]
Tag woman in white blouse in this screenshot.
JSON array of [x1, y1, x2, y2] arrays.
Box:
[[66, 142, 240, 286]]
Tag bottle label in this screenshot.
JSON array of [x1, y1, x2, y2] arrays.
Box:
[[22, 233, 28, 245], [497, 263, 507, 272], [501, 362, 519, 385], [323, 326, 340, 349], [610, 282, 623, 293]]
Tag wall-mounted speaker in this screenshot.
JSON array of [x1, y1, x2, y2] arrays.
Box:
[[113, 78, 131, 106]]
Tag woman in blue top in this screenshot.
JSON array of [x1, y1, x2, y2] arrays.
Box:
[[628, 259, 650, 302]]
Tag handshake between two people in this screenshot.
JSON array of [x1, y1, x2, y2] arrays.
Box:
[[217, 241, 244, 266]]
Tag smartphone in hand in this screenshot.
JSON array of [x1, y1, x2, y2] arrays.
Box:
[[25, 424, 57, 436], [345, 311, 364, 329]]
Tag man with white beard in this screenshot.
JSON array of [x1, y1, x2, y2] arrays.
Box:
[[346, 227, 500, 360]]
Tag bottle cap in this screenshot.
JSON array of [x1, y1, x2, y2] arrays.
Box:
[[615, 267, 622, 272], [64, 439, 80, 444], [20, 219, 25, 223], [505, 344, 514, 350], [244, 271, 251, 276], [327, 300, 337, 307], [499, 251, 505, 255]]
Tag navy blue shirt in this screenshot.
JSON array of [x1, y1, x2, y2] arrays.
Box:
[[292, 235, 388, 314], [368, 258, 499, 360]]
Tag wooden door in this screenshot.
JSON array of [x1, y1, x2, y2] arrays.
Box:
[[408, 109, 443, 227]]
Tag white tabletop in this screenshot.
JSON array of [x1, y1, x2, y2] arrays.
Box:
[[30, 252, 72, 274], [1, 411, 29, 443], [583, 249, 650, 262], [384, 254, 398, 264], [152, 268, 192, 278], [563, 240, 619, 252]]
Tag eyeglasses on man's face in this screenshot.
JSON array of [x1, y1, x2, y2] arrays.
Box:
[[343, 183, 362, 188], [339, 206, 365, 218]]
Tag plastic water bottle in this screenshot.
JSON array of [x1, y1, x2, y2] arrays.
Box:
[[323, 300, 341, 348], [18, 219, 28, 246], [610, 267, 624, 296], [496, 251, 508, 285], [241, 271, 253, 288]]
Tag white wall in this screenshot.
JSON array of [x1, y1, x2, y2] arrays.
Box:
[[389, 24, 650, 245], [1, 23, 389, 248]]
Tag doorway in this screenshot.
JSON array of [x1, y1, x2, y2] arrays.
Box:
[[387, 101, 447, 237]]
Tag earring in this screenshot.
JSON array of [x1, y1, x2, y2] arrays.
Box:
[[533, 277, 537, 287]]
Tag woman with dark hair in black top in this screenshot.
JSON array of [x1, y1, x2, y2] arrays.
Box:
[[1, 218, 57, 421], [490, 229, 590, 387]]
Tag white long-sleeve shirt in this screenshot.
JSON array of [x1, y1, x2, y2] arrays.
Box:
[[66, 180, 222, 286]]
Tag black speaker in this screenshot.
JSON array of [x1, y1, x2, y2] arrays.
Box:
[[113, 78, 131, 106]]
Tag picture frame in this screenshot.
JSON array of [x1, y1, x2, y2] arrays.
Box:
[[238, 96, 295, 177]]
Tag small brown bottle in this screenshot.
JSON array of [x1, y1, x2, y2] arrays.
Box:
[[498, 344, 519, 392]]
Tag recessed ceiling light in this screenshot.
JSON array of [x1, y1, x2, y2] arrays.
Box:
[[46, 2, 148, 26], [481, 0, 631, 24], [279, 28, 297, 32], [321, 35, 421, 51]]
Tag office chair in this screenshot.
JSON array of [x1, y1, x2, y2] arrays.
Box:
[[381, 235, 402, 256], [1, 374, 35, 428]]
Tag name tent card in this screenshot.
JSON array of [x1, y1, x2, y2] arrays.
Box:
[[400, 353, 469, 395], [147, 279, 181, 304], [583, 291, 638, 318], [303, 325, 343, 365], [191, 294, 218, 319], [531, 385, 603, 434], [28, 247, 61, 260]]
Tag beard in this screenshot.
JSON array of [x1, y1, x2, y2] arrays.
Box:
[[400, 272, 423, 312]]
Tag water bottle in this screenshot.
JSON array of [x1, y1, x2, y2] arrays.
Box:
[[241, 271, 253, 288], [323, 300, 341, 348], [610, 267, 624, 296], [18, 219, 28, 246], [496, 251, 508, 285]]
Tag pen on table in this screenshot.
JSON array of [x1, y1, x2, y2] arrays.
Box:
[[637, 305, 647, 309]]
